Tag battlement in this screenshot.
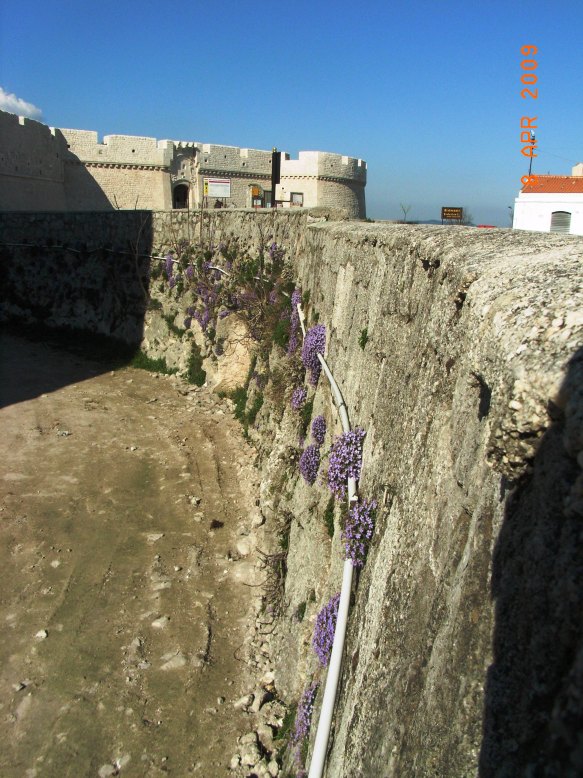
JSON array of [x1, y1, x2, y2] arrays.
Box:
[[197, 143, 273, 176], [0, 111, 64, 184], [281, 150, 366, 183], [59, 128, 173, 168], [194, 144, 367, 183]]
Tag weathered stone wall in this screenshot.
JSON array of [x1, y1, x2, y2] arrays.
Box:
[[65, 161, 171, 210], [257, 222, 582, 777], [59, 128, 173, 210], [0, 211, 154, 343], [0, 113, 67, 210], [317, 177, 365, 218]]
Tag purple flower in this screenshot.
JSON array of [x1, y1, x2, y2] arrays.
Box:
[[168, 276, 176, 289], [184, 316, 192, 329], [291, 386, 307, 411], [268, 289, 278, 305], [327, 427, 366, 499], [299, 444, 320, 485], [218, 310, 230, 319], [312, 593, 340, 666], [311, 415, 326, 446], [342, 498, 377, 567], [185, 265, 194, 280], [194, 308, 211, 331], [292, 681, 319, 768], [268, 242, 285, 262], [164, 253, 174, 279], [302, 324, 326, 386]]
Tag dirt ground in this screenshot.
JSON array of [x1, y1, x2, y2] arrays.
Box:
[[0, 330, 262, 777]]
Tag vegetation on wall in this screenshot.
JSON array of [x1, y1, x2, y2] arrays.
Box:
[[150, 228, 380, 776]]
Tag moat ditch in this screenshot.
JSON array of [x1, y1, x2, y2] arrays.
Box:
[[0, 329, 278, 778]]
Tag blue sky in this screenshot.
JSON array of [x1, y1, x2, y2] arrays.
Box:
[[1, 0, 581, 224]]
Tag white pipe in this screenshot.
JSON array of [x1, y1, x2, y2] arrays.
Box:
[[308, 558, 353, 778], [296, 304, 358, 778]]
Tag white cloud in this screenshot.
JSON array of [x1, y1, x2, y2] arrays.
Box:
[[0, 87, 43, 120]]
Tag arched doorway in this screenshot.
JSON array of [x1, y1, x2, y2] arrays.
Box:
[[173, 183, 189, 209]]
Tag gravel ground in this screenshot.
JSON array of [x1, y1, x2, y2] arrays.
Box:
[[0, 330, 263, 778]]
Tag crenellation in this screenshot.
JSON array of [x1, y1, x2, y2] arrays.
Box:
[[60, 129, 172, 168]]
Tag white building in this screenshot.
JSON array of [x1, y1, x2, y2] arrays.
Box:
[[513, 163, 583, 236]]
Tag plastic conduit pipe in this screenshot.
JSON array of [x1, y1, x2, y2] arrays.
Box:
[[297, 304, 358, 778]]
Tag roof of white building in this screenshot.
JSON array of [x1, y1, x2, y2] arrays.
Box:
[[522, 175, 583, 194]]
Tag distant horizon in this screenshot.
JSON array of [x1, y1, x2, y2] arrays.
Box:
[[1, 0, 581, 227]]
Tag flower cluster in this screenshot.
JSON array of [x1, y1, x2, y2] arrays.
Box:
[[292, 681, 319, 767], [302, 324, 326, 386], [342, 498, 377, 567], [291, 386, 307, 411], [158, 237, 290, 353], [326, 427, 366, 499], [299, 444, 320, 485], [268, 241, 286, 262], [287, 289, 302, 354], [311, 415, 326, 446], [164, 253, 174, 280], [312, 593, 340, 667]]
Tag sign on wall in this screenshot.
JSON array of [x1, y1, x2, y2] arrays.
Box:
[[203, 178, 231, 198]]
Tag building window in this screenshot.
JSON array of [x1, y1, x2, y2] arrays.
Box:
[[550, 211, 571, 233], [173, 184, 189, 209], [290, 192, 304, 207]]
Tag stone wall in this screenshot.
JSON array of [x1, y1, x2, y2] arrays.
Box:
[[58, 129, 173, 210], [258, 222, 582, 777], [1, 209, 581, 775], [66, 162, 171, 210], [0, 113, 66, 210], [317, 177, 365, 217], [0, 211, 154, 343]]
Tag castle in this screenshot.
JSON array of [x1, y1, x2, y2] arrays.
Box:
[[0, 110, 367, 217]]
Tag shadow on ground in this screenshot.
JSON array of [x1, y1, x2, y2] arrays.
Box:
[[0, 325, 138, 409], [480, 347, 583, 776], [0, 210, 155, 408]]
